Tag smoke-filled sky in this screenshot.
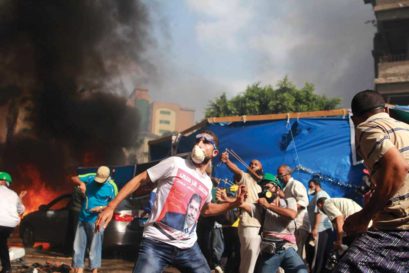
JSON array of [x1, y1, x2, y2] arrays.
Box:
[[137, 0, 376, 120]]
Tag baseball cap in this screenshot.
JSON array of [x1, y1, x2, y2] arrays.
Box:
[[95, 166, 110, 183]]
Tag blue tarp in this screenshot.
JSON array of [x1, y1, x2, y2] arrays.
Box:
[[160, 117, 365, 202]]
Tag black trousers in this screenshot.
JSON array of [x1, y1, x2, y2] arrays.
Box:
[[313, 228, 335, 273], [0, 226, 14, 271]]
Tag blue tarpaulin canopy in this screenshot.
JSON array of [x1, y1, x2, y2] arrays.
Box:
[[149, 109, 366, 202]]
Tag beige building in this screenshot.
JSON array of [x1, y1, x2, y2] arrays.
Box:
[[126, 88, 195, 163], [151, 101, 195, 136], [365, 0, 409, 104]]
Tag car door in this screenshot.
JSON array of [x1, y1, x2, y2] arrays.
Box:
[[35, 194, 71, 245]]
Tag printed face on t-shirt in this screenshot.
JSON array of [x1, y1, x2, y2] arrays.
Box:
[[185, 197, 201, 228]]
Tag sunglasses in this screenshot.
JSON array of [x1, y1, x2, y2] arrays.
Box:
[[195, 133, 217, 150]]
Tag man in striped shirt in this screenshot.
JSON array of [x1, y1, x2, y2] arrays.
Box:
[[334, 90, 409, 272]]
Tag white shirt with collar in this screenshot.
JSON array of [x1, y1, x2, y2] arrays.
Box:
[[283, 177, 310, 231]]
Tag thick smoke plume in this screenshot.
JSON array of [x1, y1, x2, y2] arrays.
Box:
[[0, 0, 152, 192]]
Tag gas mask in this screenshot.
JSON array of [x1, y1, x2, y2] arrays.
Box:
[[191, 145, 207, 164]]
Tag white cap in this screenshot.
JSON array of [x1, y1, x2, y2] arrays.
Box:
[[95, 166, 110, 183]]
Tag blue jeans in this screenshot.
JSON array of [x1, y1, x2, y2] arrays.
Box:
[[72, 222, 104, 269], [133, 237, 211, 273], [257, 247, 308, 273]]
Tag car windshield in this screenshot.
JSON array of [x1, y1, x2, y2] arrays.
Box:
[[47, 195, 71, 210]]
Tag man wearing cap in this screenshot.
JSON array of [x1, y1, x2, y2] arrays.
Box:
[[333, 90, 409, 272], [96, 130, 247, 273], [220, 152, 263, 273], [71, 166, 118, 273], [240, 173, 308, 273], [0, 172, 25, 273]]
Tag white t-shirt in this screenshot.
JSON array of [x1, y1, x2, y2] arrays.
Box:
[[283, 178, 310, 231], [323, 198, 362, 221], [143, 157, 212, 249], [0, 185, 25, 227]]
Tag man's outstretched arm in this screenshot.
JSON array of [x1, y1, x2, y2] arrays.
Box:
[[202, 185, 247, 216], [96, 171, 151, 229]]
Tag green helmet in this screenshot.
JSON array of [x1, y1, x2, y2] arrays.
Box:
[[0, 171, 12, 184]]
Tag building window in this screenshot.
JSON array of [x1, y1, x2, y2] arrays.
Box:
[[160, 110, 171, 115], [160, 130, 171, 135], [159, 120, 170, 125]]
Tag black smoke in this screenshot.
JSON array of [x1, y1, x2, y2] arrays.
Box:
[[0, 0, 152, 189]]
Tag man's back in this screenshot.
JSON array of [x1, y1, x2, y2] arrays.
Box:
[[323, 198, 362, 221], [356, 112, 409, 229]]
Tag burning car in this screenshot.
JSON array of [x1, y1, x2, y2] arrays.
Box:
[[18, 164, 157, 251], [19, 193, 148, 250]]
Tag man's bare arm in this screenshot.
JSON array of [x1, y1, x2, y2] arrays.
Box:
[[96, 171, 151, 229], [311, 212, 322, 240], [363, 147, 409, 218], [221, 152, 243, 181], [333, 216, 344, 249], [202, 185, 247, 216], [71, 176, 86, 193], [258, 198, 297, 219]]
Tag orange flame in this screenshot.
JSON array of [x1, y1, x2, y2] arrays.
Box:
[[19, 164, 65, 215]]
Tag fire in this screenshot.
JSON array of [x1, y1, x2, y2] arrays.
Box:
[[82, 151, 98, 167], [18, 164, 66, 215]]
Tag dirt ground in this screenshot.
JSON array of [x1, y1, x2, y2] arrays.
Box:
[[7, 231, 180, 273]]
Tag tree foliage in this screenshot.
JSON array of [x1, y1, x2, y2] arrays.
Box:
[[205, 77, 341, 117]]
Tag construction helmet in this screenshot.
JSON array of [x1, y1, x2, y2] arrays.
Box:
[[0, 171, 12, 185]]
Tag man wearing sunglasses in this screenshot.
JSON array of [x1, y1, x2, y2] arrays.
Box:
[[333, 90, 409, 273], [96, 130, 247, 273]]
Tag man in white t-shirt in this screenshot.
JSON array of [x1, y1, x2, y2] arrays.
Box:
[[96, 130, 246, 273], [278, 165, 310, 259], [316, 197, 363, 250]]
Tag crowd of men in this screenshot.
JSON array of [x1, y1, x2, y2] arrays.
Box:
[[1, 89, 408, 273]]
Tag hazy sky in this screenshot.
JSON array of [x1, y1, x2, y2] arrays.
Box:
[[135, 0, 376, 120]]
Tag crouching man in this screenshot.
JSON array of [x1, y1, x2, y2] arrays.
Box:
[[240, 173, 308, 273]]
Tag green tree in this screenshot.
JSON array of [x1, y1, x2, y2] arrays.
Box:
[[205, 77, 341, 117]]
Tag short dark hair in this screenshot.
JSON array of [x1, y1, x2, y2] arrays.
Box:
[[317, 197, 327, 206], [351, 90, 385, 117], [199, 130, 219, 149], [309, 179, 321, 187], [188, 193, 202, 206]]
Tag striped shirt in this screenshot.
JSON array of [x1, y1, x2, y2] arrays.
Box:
[[355, 112, 409, 230]]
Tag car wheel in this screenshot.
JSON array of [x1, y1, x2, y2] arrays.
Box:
[[22, 226, 34, 247]]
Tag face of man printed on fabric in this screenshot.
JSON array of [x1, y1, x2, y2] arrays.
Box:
[[184, 194, 201, 232]]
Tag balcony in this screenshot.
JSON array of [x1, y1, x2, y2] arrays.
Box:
[[373, 0, 409, 20], [376, 55, 409, 84]]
